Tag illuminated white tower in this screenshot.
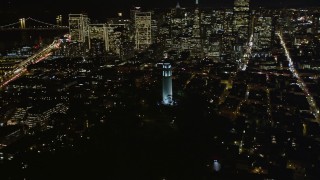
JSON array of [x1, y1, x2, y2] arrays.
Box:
[[162, 63, 173, 105]]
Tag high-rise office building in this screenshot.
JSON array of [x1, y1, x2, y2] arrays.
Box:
[[253, 15, 273, 50], [88, 24, 108, 51], [107, 24, 127, 58], [69, 14, 90, 42], [169, 5, 188, 51], [233, 0, 250, 43], [106, 17, 133, 60], [193, 8, 200, 38], [135, 12, 152, 50], [191, 1, 202, 58]]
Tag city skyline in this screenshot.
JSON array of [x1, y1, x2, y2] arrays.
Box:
[[1, 0, 320, 179]]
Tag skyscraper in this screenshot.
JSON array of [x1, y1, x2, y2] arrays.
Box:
[[107, 17, 134, 60], [88, 24, 108, 51], [191, 2, 202, 58], [69, 14, 90, 43], [106, 23, 126, 58], [233, 0, 250, 43], [162, 63, 173, 105], [135, 11, 152, 50], [253, 14, 272, 50]]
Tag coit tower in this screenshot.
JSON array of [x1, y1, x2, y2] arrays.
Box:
[[162, 63, 173, 105]]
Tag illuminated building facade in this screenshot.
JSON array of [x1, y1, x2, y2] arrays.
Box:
[[191, 5, 202, 58], [135, 12, 152, 50], [233, 0, 250, 44], [162, 63, 173, 105], [169, 5, 189, 51], [106, 17, 133, 60], [107, 24, 124, 56], [253, 15, 273, 50], [193, 8, 200, 38], [88, 24, 108, 51], [201, 10, 223, 60], [69, 14, 90, 42]]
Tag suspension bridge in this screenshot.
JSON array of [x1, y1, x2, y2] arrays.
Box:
[[0, 17, 69, 31]]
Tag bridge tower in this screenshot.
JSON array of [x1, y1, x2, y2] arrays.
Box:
[[56, 15, 62, 26]]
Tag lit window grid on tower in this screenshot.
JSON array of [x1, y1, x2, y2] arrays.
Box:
[[193, 8, 201, 38], [234, 0, 249, 8], [69, 14, 90, 42], [233, 0, 250, 41], [106, 24, 127, 57], [135, 12, 152, 50], [223, 9, 234, 34], [253, 16, 272, 50], [88, 24, 108, 51]]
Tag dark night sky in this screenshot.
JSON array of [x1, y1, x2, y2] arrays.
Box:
[[0, 0, 320, 23], [3, 0, 320, 9]]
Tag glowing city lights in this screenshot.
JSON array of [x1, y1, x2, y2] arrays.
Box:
[[277, 32, 320, 121], [0, 39, 62, 88]]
